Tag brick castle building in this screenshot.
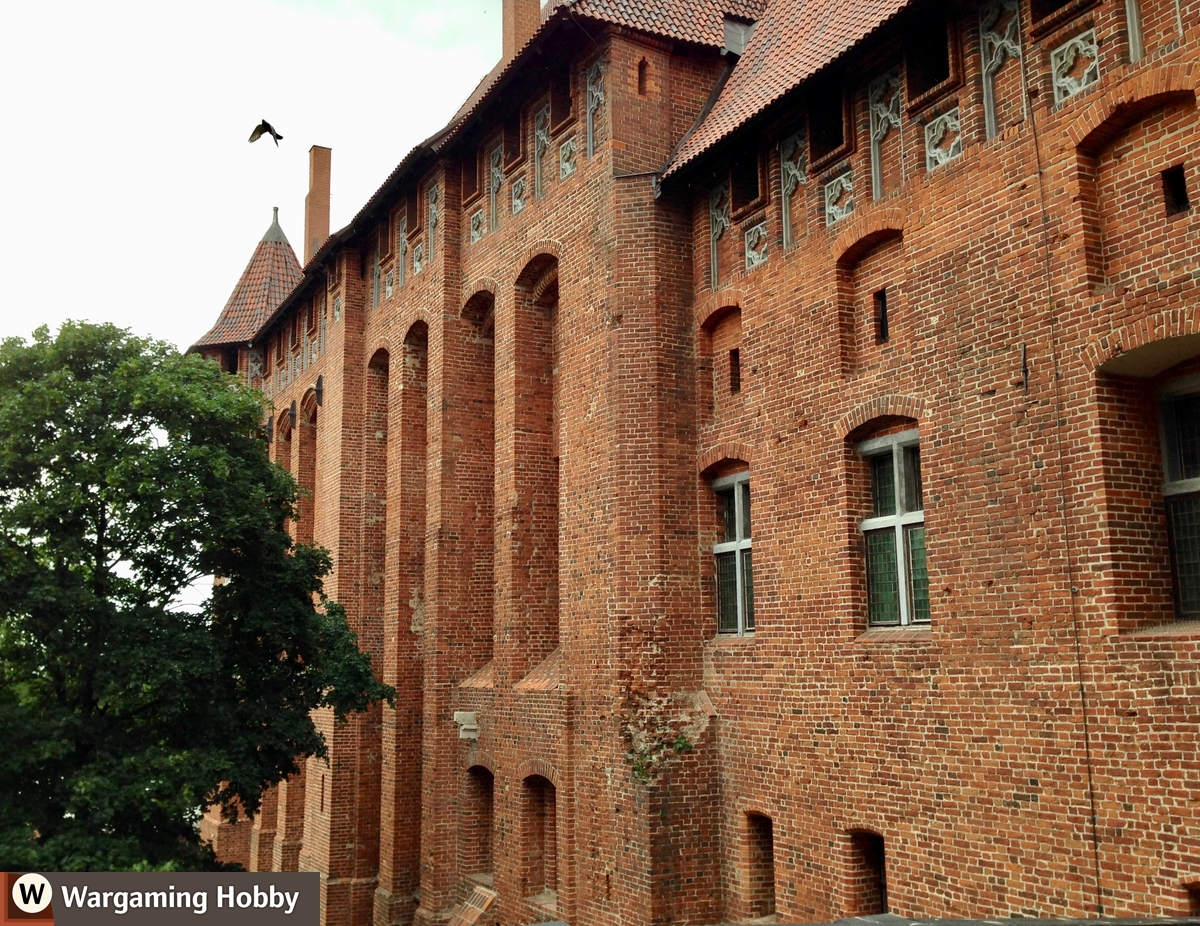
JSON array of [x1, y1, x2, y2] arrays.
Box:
[[193, 0, 1200, 922]]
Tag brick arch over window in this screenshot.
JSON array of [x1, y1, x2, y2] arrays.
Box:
[[836, 395, 925, 439], [1068, 64, 1197, 154], [699, 443, 755, 475], [1085, 308, 1200, 377], [514, 757, 560, 788], [831, 207, 907, 268]]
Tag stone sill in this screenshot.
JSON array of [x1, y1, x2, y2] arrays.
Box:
[[708, 632, 756, 647], [854, 625, 933, 646], [1120, 619, 1200, 640]]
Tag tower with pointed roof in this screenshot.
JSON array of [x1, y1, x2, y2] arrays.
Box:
[[191, 207, 301, 378]]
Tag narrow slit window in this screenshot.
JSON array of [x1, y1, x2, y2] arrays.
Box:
[[730, 149, 760, 211], [874, 289, 889, 343], [1163, 165, 1190, 217], [462, 149, 479, 201], [637, 59, 648, 96], [729, 348, 742, 394]]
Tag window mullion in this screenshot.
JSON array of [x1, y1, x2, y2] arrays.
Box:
[[735, 547, 746, 634], [895, 520, 911, 625]]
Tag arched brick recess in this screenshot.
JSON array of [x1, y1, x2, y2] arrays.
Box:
[[1069, 63, 1197, 153], [835, 395, 924, 438], [698, 442, 755, 474], [697, 287, 747, 329], [1081, 305, 1200, 372], [464, 750, 497, 775], [394, 308, 432, 339], [367, 339, 394, 364], [832, 207, 907, 268], [514, 757, 560, 787], [461, 277, 499, 313], [300, 388, 319, 421], [518, 239, 564, 271]]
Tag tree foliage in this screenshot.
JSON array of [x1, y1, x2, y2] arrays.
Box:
[[0, 322, 391, 870]]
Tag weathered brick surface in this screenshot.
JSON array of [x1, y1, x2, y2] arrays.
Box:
[[197, 0, 1200, 923]]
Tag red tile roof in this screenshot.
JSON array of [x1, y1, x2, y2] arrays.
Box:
[[661, 0, 915, 179], [193, 211, 302, 350], [569, 0, 767, 48], [250, 0, 904, 342]]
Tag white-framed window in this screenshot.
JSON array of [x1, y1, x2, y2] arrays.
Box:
[[856, 428, 929, 626], [1161, 383, 1200, 620], [712, 471, 753, 634]]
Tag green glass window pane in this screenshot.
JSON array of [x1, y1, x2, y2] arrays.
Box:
[[906, 525, 930, 623], [740, 483, 752, 539], [1168, 494, 1200, 619], [717, 551, 739, 632], [904, 445, 923, 512], [742, 550, 754, 631], [1176, 397, 1200, 480], [866, 529, 900, 625], [871, 454, 896, 517], [718, 489, 737, 542]]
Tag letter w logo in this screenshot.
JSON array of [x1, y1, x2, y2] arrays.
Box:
[[19, 883, 45, 905]]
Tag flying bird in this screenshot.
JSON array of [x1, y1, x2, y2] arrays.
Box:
[[248, 120, 283, 145]]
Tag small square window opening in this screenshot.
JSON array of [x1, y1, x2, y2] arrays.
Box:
[[1163, 164, 1190, 217]]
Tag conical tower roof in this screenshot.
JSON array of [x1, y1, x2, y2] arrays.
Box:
[[192, 208, 302, 350]]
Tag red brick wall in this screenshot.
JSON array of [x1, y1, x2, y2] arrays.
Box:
[[200, 3, 1200, 923]]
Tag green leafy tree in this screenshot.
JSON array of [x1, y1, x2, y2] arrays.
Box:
[[0, 322, 391, 871]]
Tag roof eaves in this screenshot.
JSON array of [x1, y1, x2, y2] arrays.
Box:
[[250, 8, 586, 345], [657, 0, 916, 187], [252, 140, 433, 343]]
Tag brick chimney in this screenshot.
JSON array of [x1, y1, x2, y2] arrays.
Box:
[[503, 0, 540, 62], [304, 145, 331, 263]]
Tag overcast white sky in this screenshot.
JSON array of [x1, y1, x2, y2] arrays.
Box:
[[0, 0, 501, 351]]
